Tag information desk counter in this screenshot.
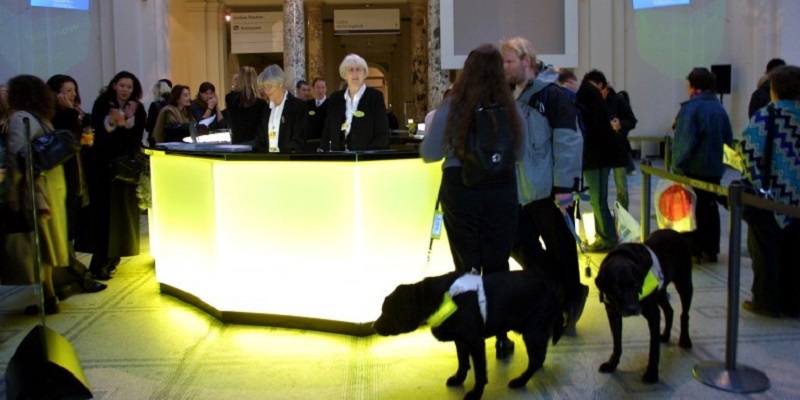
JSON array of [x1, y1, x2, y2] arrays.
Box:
[[148, 150, 453, 335]]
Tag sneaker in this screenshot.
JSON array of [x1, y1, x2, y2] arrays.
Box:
[[495, 338, 515, 359], [742, 300, 779, 318], [586, 241, 615, 252]]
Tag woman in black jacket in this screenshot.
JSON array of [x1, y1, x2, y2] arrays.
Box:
[[77, 71, 146, 280], [225, 66, 267, 144], [254, 64, 307, 153], [46, 74, 107, 294], [320, 54, 390, 151]]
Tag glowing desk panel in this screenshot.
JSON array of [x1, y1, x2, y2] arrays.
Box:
[[148, 150, 453, 335]]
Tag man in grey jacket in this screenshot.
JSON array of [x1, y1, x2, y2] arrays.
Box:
[[501, 37, 588, 335]]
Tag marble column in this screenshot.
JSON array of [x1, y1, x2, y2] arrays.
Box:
[[409, 0, 428, 121], [427, 0, 450, 111], [305, 2, 324, 81], [284, 0, 306, 89]]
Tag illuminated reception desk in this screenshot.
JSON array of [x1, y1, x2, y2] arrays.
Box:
[[148, 150, 453, 335]]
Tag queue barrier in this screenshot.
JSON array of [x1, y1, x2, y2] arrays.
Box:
[[640, 161, 800, 393]]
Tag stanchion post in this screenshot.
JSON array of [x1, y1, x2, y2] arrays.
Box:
[[692, 181, 770, 393], [640, 159, 652, 242], [664, 135, 672, 172], [725, 181, 743, 369]]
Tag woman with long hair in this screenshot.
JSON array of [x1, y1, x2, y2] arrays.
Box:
[[46, 74, 107, 295], [77, 71, 146, 280], [225, 66, 267, 144], [152, 85, 197, 143], [5, 75, 71, 314], [420, 43, 523, 357], [190, 82, 226, 131]]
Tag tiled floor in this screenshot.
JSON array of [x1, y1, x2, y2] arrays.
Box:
[[2, 160, 800, 399]]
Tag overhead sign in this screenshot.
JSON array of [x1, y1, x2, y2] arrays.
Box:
[[334, 9, 400, 35], [230, 12, 283, 54]]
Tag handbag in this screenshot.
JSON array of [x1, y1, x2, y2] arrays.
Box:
[[17, 114, 80, 173], [0, 209, 36, 286], [110, 152, 146, 185]]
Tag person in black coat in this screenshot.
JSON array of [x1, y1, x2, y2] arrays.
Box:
[[748, 58, 786, 118], [320, 54, 390, 151], [76, 71, 146, 280], [225, 66, 267, 144], [253, 64, 307, 153], [577, 70, 619, 251], [603, 86, 637, 210], [305, 77, 328, 151]]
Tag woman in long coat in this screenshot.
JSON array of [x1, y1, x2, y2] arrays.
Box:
[[76, 71, 146, 280]]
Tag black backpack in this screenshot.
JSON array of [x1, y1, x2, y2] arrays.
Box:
[[458, 104, 515, 188]]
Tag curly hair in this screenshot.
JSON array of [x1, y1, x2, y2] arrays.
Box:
[[444, 44, 522, 158], [7, 74, 55, 120], [46, 74, 83, 107]]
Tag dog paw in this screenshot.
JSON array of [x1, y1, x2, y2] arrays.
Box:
[[642, 370, 659, 384], [599, 361, 618, 373], [446, 373, 467, 386], [679, 335, 692, 349], [463, 387, 485, 400], [508, 376, 529, 388]]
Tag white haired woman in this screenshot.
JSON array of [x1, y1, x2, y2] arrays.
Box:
[[320, 54, 390, 151], [254, 64, 307, 153]]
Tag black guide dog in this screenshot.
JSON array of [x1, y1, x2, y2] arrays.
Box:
[[373, 270, 563, 400], [594, 229, 693, 383]]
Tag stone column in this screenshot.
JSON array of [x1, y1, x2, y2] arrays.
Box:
[[305, 1, 324, 81], [284, 0, 306, 90], [409, 0, 428, 121], [427, 0, 449, 111]]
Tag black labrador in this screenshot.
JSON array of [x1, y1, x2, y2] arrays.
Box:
[[594, 229, 693, 383], [373, 270, 563, 400]]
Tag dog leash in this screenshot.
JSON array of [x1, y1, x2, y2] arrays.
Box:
[[556, 191, 598, 278]]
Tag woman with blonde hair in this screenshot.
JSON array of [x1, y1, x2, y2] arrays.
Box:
[[225, 66, 267, 144], [320, 54, 390, 151]]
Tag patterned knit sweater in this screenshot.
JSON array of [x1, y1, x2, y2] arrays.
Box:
[[739, 100, 800, 227]]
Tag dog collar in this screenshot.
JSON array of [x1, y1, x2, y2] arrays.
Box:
[[639, 245, 665, 300], [427, 292, 458, 327]]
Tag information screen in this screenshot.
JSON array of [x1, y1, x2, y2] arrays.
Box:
[[31, 0, 89, 11], [633, 0, 690, 10]]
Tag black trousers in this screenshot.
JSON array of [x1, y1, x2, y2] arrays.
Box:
[[746, 208, 800, 315], [511, 197, 580, 306], [440, 167, 518, 275], [683, 174, 722, 256]]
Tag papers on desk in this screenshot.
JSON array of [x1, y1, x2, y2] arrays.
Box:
[[199, 115, 216, 127], [182, 131, 232, 143]]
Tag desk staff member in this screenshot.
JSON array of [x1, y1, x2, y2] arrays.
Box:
[[320, 54, 390, 151], [254, 64, 307, 153]]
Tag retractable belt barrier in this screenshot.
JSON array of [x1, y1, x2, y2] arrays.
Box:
[[640, 160, 800, 394]]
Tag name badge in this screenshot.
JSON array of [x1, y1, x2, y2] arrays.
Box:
[[354, 110, 365, 118], [309, 111, 316, 116], [269, 147, 278, 153], [269, 131, 276, 138]]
